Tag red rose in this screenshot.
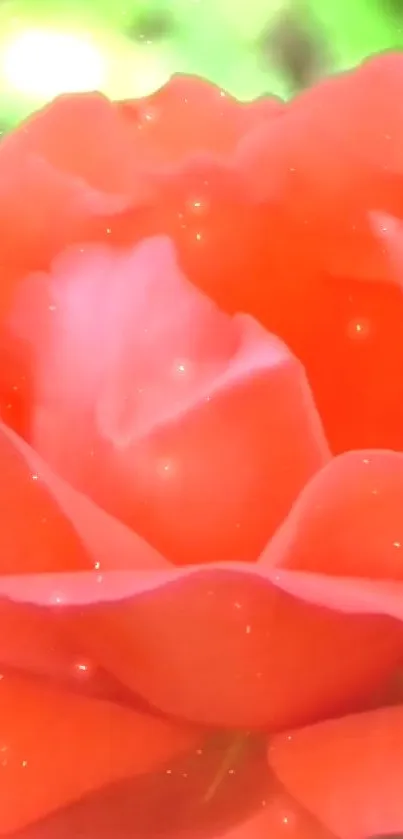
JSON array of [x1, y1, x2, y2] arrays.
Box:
[[0, 58, 403, 838]]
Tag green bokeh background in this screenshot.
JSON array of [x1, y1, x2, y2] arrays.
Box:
[[0, 0, 402, 129]]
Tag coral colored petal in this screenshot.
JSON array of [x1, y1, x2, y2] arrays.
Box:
[[117, 74, 284, 165], [260, 450, 403, 580], [0, 672, 198, 835], [64, 571, 403, 729], [1, 565, 402, 729], [11, 237, 329, 565], [2, 440, 403, 727], [11, 736, 268, 839], [4, 61, 403, 457], [0, 421, 167, 574], [239, 53, 403, 259], [229, 54, 403, 453], [11, 94, 143, 196], [0, 80, 279, 318], [0, 92, 152, 321], [0, 422, 167, 688], [370, 211, 403, 298], [0, 602, 81, 682], [265, 569, 403, 622], [268, 705, 403, 839], [217, 789, 334, 839], [0, 151, 130, 318], [0, 423, 90, 575], [0, 601, 132, 703]]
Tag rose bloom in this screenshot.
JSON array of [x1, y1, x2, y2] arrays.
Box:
[[0, 52, 403, 839]]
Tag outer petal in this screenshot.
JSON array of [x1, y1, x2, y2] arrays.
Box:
[[5, 60, 403, 456], [1, 431, 403, 728], [261, 449, 403, 579], [11, 237, 330, 565], [0, 78, 280, 314], [238, 53, 403, 279], [10, 739, 331, 839], [117, 74, 284, 165], [0, 420, 167, 576], [0, 424, 86, 575], [216, 789, 334, 839], [0, 602, 108, 695], [268, 706, 403, 839], [0, 672, 198, 835], [136, 54, 403, 455], [11, 731, 267, 839], [230, 53, 403, 452], [0, 421, 167, 687], [0, 93, 138, 316], [1, 564, 402, 730]]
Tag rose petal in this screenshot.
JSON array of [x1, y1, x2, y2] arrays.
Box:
[[265, 570, 403, 621], [238, 53, 403, 270], [0, 602, 83, 683], [146, 144, 403, 455], [117, 74, 284, 165], [12, 732, 268, 839], [0, 422, 89, 575], [11, 94, 143, 196], [1, 431, 402, 728], [0, 672, 198, 835], [0, 93, 138, 315], [4, 62, 403, 458], [0, 421, 167, 686], [11, 236, 329, 565], [0, 564, 401, 729], [0, 420, 167, 576], [230, 54, 403, 453], [370, 211, 403, 292], [0, 601, 133, 704], [217, 788, 334, 839], [261, 450, 403, 579], [268, 705, 403, 839], [0, 79, 280, 317], [3, 747, 337, 839]]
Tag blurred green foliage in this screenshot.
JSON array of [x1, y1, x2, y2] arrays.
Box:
[[0, 0, 402, 129]]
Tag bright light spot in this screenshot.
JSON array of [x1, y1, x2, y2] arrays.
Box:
[[3, 30, 105, 99], [50, 592, 64, 606], [157, 458, 177, 478]]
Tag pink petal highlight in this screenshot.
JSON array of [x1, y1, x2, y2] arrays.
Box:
[[11, 236, 329, 566]]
